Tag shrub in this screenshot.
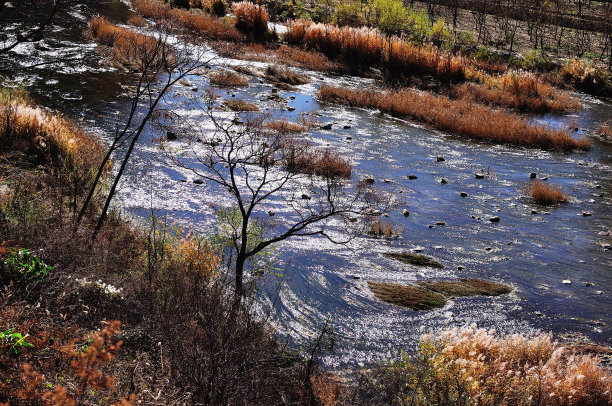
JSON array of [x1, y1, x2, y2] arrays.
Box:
[[5, 249, 53, 288], [210, 0, 227, 17], [209, 70, 249, 87], [525, 180, 568, 206], [318, 86, 590, 151], [232, 1, 269, 39], [354, 327, 612, 405], [334, 0, 365, 28]]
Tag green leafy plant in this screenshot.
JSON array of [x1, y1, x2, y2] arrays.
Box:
[[0, 328, 34, 355], [5, 248, 53, 287]]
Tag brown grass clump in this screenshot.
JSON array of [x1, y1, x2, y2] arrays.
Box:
[[284, 144, 352, 179], [366, 220, 400, 239], [525, 180, 569, 206], [406, 328, 612, 405], [274, 46, 337, 72], [385, 252, 443, 268], [596, 121, 612, 142], [318, 86, 590, 152], [232, 1, 268, 38], [266, 120, 308, 134], [285, 20, 468, 82], [131, 0, 243, 41], [209, 70, 249, 87], [455, 73, 580, 113], [224, 99, 259, 111], [419, 279, 512, 297], [265, 65, 310, 87], [368, 281, 447, 311], [88, 16, 165, 69]]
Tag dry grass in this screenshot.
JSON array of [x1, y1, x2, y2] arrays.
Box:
[[209, 70, 249, 87], [455, 73, 580, 113], [265, 120, 308, 134], [366, 220, 401, 239], [318, 86, 590, 152], [367, 281, 447, 311], [286, 20, 469, 82], [131, 0, 243, 42], [232, 1, 268, 38], [596, 121, 612, 142], [265, 65, 310, 89], [284, 144, 352, 180], [421, 328, 612, 405], [0, 99, 107, 180], [274, 46, 337, 72], [385, 252, 443, 268], [525, 180, 569, 206], [418, 279, 512, 297], [88, 16, 165, 69], [224, 99, 259, 111]]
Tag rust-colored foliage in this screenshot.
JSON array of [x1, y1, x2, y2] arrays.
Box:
[[525, 180, 568, 206], [286, 20, 467, 81], [455, 73, 580, 113], [283, 140, 352, 179], [131, 0, 243, 41], [318, 86, 590, 151], [232, 1, 269, 38], [89, 16, 165, 69], [209, 70, 249, 87]]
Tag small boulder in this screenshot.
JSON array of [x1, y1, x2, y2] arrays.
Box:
[[436, 156, 445, 162], [321, 123, 333, 130], [530, 172, 537, 179], [343, 125, 352, 129], [490, 216, 500, 223], [440, 178, 448, 184], [460, 192, 468, 198], [562, 279, 572, 284], [166, 131, 178, 141], [301, 194, 311, 200], [193, 179, 204, 185], [582, 211, 593, 217], [402, 209, 409, 217], [407, 175, 418, 180], [268, 210, 275, 216], [362, 176, 375, 184], [475, 172, 485, 179]]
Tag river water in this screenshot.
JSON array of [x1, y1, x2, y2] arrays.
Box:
[[3, 0, 611, 370]]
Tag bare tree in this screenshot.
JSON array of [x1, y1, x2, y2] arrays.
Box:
[[159, 95, 374, 296], [75, 18, 214, 239]]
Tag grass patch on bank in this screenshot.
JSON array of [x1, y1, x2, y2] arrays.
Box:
[[368, 281, 447, 311], [418, 279, 512, 297], [131, 0, 243, 41], [385, 252, 444, 268], [318, 86, 590, 152], [597, 121, 612, 142]]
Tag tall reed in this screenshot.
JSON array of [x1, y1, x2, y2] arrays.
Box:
[[319, 86, 590, 151]]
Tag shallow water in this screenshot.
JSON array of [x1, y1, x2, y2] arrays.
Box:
[[4, 0, 611, 370]]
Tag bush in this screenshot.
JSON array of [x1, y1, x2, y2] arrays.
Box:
[[596, 121, 612, 142], [334, 0, 365, 27], [353, 327, 612, 405], [232, 1, 269, 39], [5, 249, 52, 288], [210, 0, 227, 16]]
